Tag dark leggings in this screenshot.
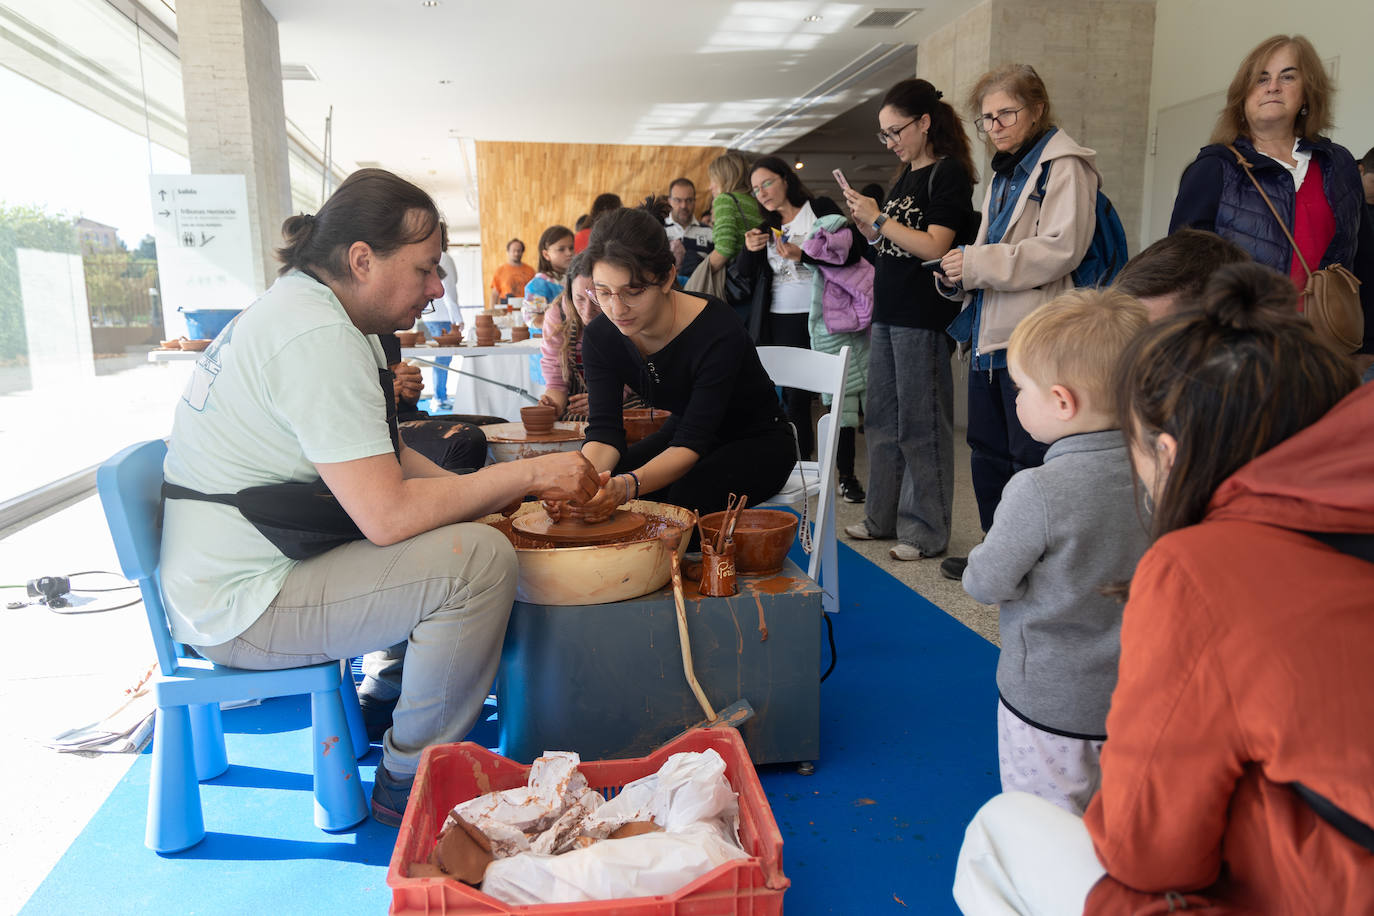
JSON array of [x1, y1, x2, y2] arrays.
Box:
[[399, 415, 502, 472], [967, 367, 1048, 532], [615, 419, 796, 517], [766, 311, 816, 460]]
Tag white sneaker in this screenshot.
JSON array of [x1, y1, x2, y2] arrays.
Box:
[[844, 523, 876, 540], [889, 543, 936, 561]]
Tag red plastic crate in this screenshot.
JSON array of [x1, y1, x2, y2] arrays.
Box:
[[388, 727, 789, 915]]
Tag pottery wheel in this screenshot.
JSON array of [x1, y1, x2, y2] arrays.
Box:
[[486, 426, 583, 443], [512, 509, 648, 545]]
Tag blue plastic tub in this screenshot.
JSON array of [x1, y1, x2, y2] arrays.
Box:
[[180, 309, 241, 340]]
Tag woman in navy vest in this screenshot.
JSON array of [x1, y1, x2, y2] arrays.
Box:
[[1169, 34, 1373, 359]]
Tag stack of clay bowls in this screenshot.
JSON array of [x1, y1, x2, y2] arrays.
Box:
[[520, 404, 557, 436], [474, 313, 500, 347]]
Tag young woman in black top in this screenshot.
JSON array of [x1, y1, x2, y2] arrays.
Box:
[[840, 78, 977, 562], [574, 207, 795, 518]]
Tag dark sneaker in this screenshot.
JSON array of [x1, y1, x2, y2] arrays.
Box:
[[839, 476, 866, 503], [940, 556, 968, 581], [357, 693, 398, 744], [371, 762, 415, 827]]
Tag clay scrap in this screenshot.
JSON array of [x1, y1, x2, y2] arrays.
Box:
[[417, 748, 747, 906]]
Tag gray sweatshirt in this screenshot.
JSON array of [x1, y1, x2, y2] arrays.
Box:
[[963, 429, 1149, 737]]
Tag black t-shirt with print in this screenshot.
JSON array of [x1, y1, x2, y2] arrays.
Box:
[[872, 159, 976, 330]]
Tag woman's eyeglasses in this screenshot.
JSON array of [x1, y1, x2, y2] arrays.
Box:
[[586, 284, 650, 308], [973, 107, 1025, 134], [875, 118, 916, 145], [750, 178, 779, 197]]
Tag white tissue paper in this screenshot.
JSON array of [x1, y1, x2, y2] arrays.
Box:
[[442, 747, 748, 906]]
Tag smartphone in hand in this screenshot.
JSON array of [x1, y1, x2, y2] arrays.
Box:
[[921, 258, 947, 276], [832, 168, 851, 191]]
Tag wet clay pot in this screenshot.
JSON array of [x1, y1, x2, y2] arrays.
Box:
[[699, 508, 798, 575], [623, 408, 672, 445], [395, 330, 420, 347], [520, 404, 557, 435], [510, 325, 530, 342], [435, 330, 464, 346]]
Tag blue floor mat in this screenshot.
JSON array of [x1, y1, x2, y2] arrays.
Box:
[[22, 544, 997, 915]]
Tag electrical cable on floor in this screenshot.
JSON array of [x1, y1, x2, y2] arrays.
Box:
[[820, 611, 837, 682], [1, 570, 141, 614]]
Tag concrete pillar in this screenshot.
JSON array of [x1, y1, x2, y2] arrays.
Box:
[[918, 0, 1155, 252], [176, 0, 292, 292]]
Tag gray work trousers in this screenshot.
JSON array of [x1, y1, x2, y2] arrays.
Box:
[[197, 523, 517, 776]]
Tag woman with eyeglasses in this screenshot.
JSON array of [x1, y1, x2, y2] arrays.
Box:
[[738, 155, 871, 503], [1168, 34, 1372, 360], [935, 64, 1101, 582], [839, 78, 977, 562], [570, 207, 794, 519]]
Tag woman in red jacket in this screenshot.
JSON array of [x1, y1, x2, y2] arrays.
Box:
[[953, 263, 1374, 914]]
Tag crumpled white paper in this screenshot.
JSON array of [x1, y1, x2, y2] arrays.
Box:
[[441, 747, 748, 906]]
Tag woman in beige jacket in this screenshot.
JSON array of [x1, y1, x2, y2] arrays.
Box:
[[937, 64, 1100, 580]]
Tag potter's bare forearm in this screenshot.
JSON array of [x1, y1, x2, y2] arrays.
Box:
[[629, 446, 698, 496], [397, 438, 451, 479], [582, 441, 622, 474], [318, 451, 597, 546]]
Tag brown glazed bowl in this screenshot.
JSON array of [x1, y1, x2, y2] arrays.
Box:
[[698, 508, 799, 575], [623, 408, 672, 445], [179, 338, 212, 351], [520, 404, 557, 435], [395, 330, 420, 347]]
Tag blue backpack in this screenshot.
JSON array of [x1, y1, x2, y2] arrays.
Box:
[[1029, 161, 1129, 288]]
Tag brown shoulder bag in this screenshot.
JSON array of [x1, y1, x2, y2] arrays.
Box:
[[1227, 144, 1363, 354]]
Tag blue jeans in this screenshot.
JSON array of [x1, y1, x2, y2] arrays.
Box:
[[861, 323, 954, 554], [967, 366, 1048, 532], [427, 320, 454, 399]]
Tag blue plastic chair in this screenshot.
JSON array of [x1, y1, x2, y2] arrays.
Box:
[[97, 440, 370, 853]]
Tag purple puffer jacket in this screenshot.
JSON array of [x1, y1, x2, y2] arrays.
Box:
[[803, 226, 874, 334]]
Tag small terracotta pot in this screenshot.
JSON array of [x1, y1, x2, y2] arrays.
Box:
[[699, 508, 798, 575], [510, 326, 530, 342], [699, 541, 738, 597], [623, 408, 672, 444], [520, 404, 557, 435], [474, 313, 496, 328], [159, 339, 180, 350], [179, 338, 211, 351], [396, 331, 420, 347], [436, 331, 464, 346]]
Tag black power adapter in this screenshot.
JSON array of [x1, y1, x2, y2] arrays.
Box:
[[27, 575, 72, 608]]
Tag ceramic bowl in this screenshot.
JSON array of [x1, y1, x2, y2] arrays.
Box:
[[698, 508, 799, 575], [395, 331, 420, 347], [623, 408, 672, 445], [520, 404, 557, 435], [179, 338, 212, 351]]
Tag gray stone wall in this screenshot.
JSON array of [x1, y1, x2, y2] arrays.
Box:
[[178, 0, 292, 291]]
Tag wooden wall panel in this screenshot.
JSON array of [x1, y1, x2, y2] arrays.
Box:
[[475, 141, 726, 299]]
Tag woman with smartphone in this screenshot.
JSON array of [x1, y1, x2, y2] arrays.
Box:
[[841, 78, 977, 562]]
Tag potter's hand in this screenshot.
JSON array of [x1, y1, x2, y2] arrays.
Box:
[[578, 472, 632, 519], [529, 451, 601, 504], [775, 238, 802, 262], [392, 362, 423, 404], [566, 392, 589, 416], [940, 249, 965, 286], [539, 388, 569, 415], [744, 228, 769, 252], [843, 189, 880, 227]]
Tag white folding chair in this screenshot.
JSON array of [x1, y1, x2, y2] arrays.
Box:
[[756, 345, 850, 614]]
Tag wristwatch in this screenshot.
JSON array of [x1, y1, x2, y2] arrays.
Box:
[[871, 214, 888, 232]]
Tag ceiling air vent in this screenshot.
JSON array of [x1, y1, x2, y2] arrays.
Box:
[[854, 8, 921, 29], [281, 63, 319, 81]]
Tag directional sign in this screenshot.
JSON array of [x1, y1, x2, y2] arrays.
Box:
[[149, 174, 256, 335]]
